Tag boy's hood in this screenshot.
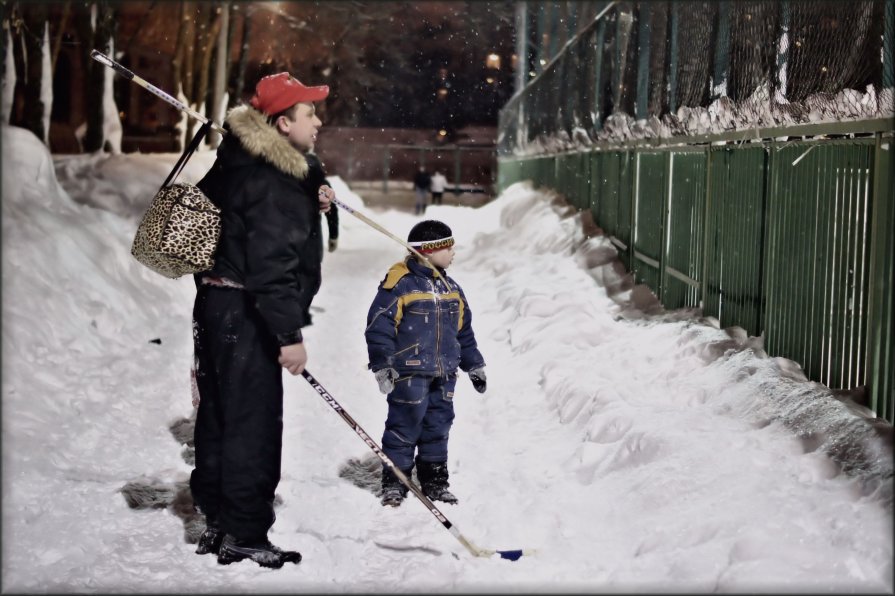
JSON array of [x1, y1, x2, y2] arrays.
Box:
[[382, 258, 446, 289]]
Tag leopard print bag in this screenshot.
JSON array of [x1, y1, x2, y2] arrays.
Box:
[[131, 122, 221, 279]]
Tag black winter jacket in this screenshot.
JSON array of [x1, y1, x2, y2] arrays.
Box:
[[196, 105, 322, 345]]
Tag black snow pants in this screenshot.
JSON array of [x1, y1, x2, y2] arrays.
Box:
[[189, 284, 284, 542]]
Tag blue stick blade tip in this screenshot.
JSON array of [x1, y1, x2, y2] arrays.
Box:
[[497, 549, 523, 561]]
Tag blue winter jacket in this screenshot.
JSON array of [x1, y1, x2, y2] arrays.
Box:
[[365, 257, 485, 377]]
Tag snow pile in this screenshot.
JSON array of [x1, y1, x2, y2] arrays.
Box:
[[52, 149, 218, 219], [1, 126, 891, 592], [1, 125, 199, 589], [475, 182, 892, 492]]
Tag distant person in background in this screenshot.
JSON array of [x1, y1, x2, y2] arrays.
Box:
[[326, 206, 339, 252], [429, 170, 447, 206], [304, 152, 339, 255], [413, 165, 431, 215]]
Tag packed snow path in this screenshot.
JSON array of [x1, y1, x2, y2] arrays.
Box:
[[2, 126, 892, 592]]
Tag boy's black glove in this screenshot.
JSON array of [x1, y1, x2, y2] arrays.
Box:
[[374, 368, 399, 394], [468, 367, 487, 394], [328, 238, 338, 252]]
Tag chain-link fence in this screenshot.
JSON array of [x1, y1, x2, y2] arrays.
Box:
[[500, 0, 894, 156]]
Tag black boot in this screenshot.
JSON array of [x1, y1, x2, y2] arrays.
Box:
[[380, 466, 412, 507], [416, 459, 458, 504], [216, 534, 302, 569], [195, 519, 224, 555]]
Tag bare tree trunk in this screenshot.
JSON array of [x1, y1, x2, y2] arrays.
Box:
[[122, 0, 156, 58], [224, 2, 237, 108], [50, 0, 69, 71], [209, 0, 228, 147], [1, 2, 9, 97], [229, 4, 251, 109], [1, 8, 7, 124], [194, 3, 221, 141], [18, 2, 46, 142], [8, 2, 26, 126], [181, 2, 197, 139], [83, 0, 113, 152], [172, 1, 186, 95]]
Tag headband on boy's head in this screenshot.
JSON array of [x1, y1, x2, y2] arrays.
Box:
[[407, 220, 454, 254], [408, 236, 455, 254]]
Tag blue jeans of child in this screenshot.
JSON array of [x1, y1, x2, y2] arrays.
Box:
[[382, 374, 457, 470]]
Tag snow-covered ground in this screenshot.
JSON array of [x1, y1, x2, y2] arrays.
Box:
[[2, 124, 892, 593]]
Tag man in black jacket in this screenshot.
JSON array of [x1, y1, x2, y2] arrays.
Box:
[[189, 72, 334, 569]]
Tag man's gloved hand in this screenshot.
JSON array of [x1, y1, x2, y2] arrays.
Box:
[[328, 238, 338, 252], [468, 367, 487, 394], [374, 367, 399, 394]]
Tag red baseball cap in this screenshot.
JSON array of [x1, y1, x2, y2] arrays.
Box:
[[250, 72, 330, 116]]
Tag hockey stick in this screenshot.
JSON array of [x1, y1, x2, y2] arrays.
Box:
[[328, 196, 453, 290], [92, 49, 450, 286], [301, 369, 533, 561], [91, 50, 227, 136]]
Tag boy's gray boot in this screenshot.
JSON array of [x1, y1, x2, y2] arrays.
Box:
[[416, 460, 458, 504], [380, 466, 412, 507], [217, 534, 301, 569]]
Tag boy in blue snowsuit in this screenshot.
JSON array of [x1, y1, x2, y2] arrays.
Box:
[[365, 220, 487, 507]]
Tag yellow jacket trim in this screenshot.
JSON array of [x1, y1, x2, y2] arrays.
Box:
[[395, 291, 465, 331]]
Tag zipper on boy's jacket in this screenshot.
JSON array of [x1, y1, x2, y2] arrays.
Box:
[[432, 278, 443, 377]]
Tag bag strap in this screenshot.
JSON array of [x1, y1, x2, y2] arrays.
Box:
[[161, 120, 213, 189]]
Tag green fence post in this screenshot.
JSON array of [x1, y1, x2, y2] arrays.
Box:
[[666, 2, 679, 112], [885, 0, 894, 89], [867, 133, 894, 422], [775, 0, 791, 101], [711, 0, 731, 99], [536, 2, 547, 72], [515, 1, 529, 93], [566, 0, 578, 40], [659, 151, 673, 301], [593, 16, 607, 130], [757, 146, 771, 339], [614, 10, 634, 111], [636, 3, 651, 120], [548, 3, 560, 63], [701, 148, 714, 312]]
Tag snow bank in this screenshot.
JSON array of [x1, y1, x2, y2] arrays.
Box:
[[2, 125, 197, 589], [479, 182, 892, 496]]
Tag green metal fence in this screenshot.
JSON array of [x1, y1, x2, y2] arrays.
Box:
[[498, 130, 893, 423], [499, 0, 894, 422]]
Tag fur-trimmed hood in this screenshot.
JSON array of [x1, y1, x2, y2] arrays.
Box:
[[224, 105, 309, 179]]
